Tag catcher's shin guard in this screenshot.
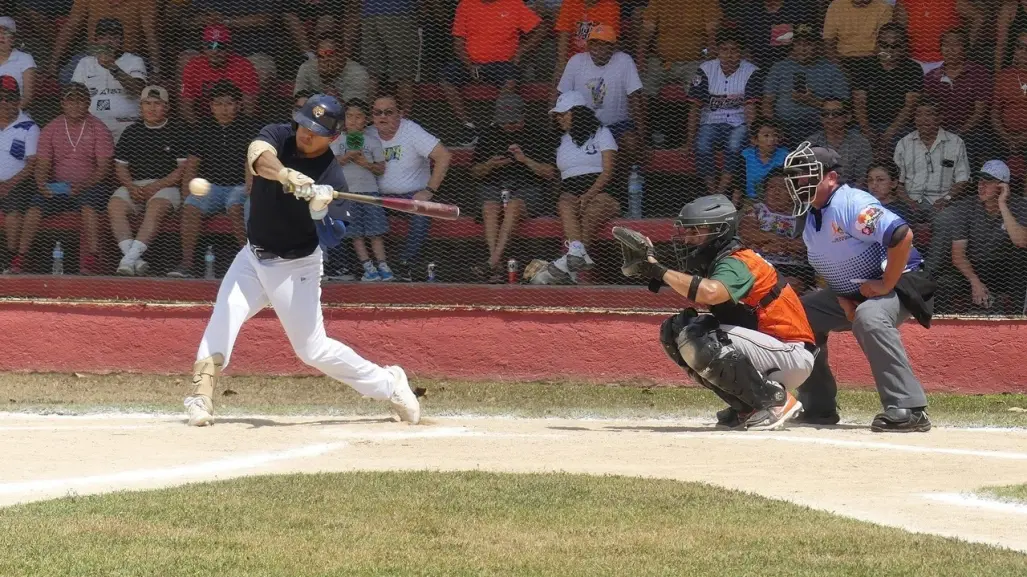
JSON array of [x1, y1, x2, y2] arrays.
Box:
[[191, 354, 225, 398], [677, 319, 785, 411], [661, 311, 753, 412]]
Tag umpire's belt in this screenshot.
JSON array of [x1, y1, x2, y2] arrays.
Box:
[[250, 244, 309, 261]]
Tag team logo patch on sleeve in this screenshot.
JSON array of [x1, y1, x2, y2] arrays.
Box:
[[856, 206, 883, 236]]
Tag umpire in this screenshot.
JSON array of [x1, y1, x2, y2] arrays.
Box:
[[614, 195, 816, 430]]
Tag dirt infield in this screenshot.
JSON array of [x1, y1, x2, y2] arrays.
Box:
[[3, 411, 1027, 553]]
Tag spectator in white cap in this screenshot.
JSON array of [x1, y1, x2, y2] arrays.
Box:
[[107, 85, 185, 276], [938, 159, 1027, 314], [0, 17, 36, 111], [509, 90, 618, 284]]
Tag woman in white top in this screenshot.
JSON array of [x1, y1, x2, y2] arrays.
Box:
[[511, 91, 618, 279], [0, 18, 35, 111]]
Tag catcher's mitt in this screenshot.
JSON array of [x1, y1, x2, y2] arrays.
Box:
[[612, 226, 668, 293]]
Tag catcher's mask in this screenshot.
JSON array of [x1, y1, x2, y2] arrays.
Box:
[[672, 194, 739, 275], [783, 141, 841, 217]]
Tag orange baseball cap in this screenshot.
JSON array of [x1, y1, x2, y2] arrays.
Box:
[[586, 24, 617, 43]]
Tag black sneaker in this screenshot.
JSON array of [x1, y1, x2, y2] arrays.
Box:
[[792, 409, 841, 426], [394, 261, 414, 282], [871, 407, 932, 433]]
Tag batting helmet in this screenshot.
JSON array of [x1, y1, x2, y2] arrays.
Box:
[[293, 93, 343, 137]]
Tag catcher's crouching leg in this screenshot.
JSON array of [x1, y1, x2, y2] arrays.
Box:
[[676, 315, 793, 428], [660, 311, 753, 426], [184, 353, 224, 427]]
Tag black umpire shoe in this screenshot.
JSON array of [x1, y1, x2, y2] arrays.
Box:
[[871, 407, 932, 433], [792, 408, 841, 426]]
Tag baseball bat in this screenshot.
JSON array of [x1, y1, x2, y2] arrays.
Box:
[[285, 184, 461, 220]]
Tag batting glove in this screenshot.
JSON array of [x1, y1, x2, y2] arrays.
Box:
[[277, 168, 315, 198], [308, 185, 335, 220]]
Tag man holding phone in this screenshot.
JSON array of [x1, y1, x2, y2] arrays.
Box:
[[471, 93, 554, 282], [70, 18, 147, 144], [941, 160, 1027, 314], [761, 23, 849, 147]]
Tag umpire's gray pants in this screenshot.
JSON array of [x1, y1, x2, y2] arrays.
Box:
[[796, 289, 928, 414]]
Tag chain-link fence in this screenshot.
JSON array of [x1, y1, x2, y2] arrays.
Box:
[[0, 0, 1023, 316]]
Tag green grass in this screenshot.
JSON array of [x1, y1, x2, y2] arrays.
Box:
[[979, 484, 1027, 504], [0, 471, 1024, 576], [1, 372, 1026, 427]]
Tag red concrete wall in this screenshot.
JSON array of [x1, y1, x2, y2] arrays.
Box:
[[1, 302, 1024, 394]]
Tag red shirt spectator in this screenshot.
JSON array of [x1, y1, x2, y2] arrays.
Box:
[[452, 0, 542, 64], [923, 31, 990, 135], [895, 0, 976, 68], [38, 106, 113, 184], [180, 25, 259, 124]]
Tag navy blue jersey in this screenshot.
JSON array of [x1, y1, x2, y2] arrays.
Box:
[[247, 123, 348, 257]]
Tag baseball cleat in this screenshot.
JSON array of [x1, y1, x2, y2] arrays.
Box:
[[184, 394, 214, 427], [741, 392, 802, 431], [386, 366, 420, 424]]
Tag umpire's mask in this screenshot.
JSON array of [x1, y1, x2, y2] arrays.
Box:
[[783, 141, 841, 217]]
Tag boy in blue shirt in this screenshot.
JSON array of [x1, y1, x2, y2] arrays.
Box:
[[782, 142, 935, 432]]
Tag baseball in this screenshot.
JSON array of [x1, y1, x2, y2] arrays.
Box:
[[189, 178, 211, 197]]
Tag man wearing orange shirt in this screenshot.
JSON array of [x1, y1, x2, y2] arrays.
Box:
[[553, 0, 621, 80], [992, 31, 1027, 157], [443, 0, 544, 147], [895, 0, 980, 75]]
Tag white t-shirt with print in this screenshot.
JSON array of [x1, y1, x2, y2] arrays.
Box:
[[0, 111, 39, 181], [71, 52, 147, 143], [753, 202, 803, 265], [556, 126, 618, 180], [369, 119, 440, 195], [331, 127, 384, 193], [557, 51, 643, 126], [0, 50, 36, 97]]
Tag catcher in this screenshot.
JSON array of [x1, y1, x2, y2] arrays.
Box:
[[613, 194, 817, 430]]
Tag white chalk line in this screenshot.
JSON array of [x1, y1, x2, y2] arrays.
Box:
[[675, 432, 1027, 460], [323, 427, 565, 441], [923, 493, 1027, 515], [0, 442, 345, 497], [0, 425, 160, 431]]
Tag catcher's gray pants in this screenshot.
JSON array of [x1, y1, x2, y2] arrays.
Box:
[[796, 289, 928, 414], [690, 324, 816, 390]]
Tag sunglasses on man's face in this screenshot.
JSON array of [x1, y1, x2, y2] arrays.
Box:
[[879, 41, 900, 49], [317, 49, 337, 58], [372, 108, 397, 117], [821, 110, 846, 118]]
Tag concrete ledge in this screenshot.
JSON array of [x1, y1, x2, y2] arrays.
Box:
[[2, 300, 1025, 394]]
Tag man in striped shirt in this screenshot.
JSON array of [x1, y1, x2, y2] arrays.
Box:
[[685, 28, 762, 196]]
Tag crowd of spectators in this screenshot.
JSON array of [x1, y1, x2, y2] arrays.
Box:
[[0, 0, 1024, 315]]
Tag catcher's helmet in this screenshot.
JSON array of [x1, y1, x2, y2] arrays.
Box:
[[672, 194, 739, 275], [782, 141, 842, 217], [293, 93, 343, 137]]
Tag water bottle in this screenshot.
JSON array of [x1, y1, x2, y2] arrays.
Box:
[[204, 246, 215, 279], [628, 165, 644, 219], [426, 262, 436, 282], [500, 188, 511, 209], [51, 241, 64, 275]]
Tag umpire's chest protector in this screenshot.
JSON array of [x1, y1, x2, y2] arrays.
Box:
[[710, 249, 815, 345]]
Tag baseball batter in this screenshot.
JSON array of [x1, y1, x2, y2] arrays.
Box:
[[614, 195, 816, 430], [183, 94, 420, 427]]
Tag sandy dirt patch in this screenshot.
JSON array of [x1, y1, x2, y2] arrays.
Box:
[[2, 412, 1026, 552]]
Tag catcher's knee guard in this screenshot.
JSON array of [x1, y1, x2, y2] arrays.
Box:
[[191, 353, 225, 398], [677, 318, 785, 411]]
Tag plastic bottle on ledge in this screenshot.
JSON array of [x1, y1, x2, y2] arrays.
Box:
[[204, 246, 215, 279], [628, 164, 644, 219], [52, 242, 64, 275]]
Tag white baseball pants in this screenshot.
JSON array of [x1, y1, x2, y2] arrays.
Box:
[[195, 244, 397, 400]]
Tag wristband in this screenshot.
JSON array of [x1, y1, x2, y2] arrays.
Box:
[[687, 275, 703, 301], [645, 262, 668, 282], [424, 186, 437, 194]]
